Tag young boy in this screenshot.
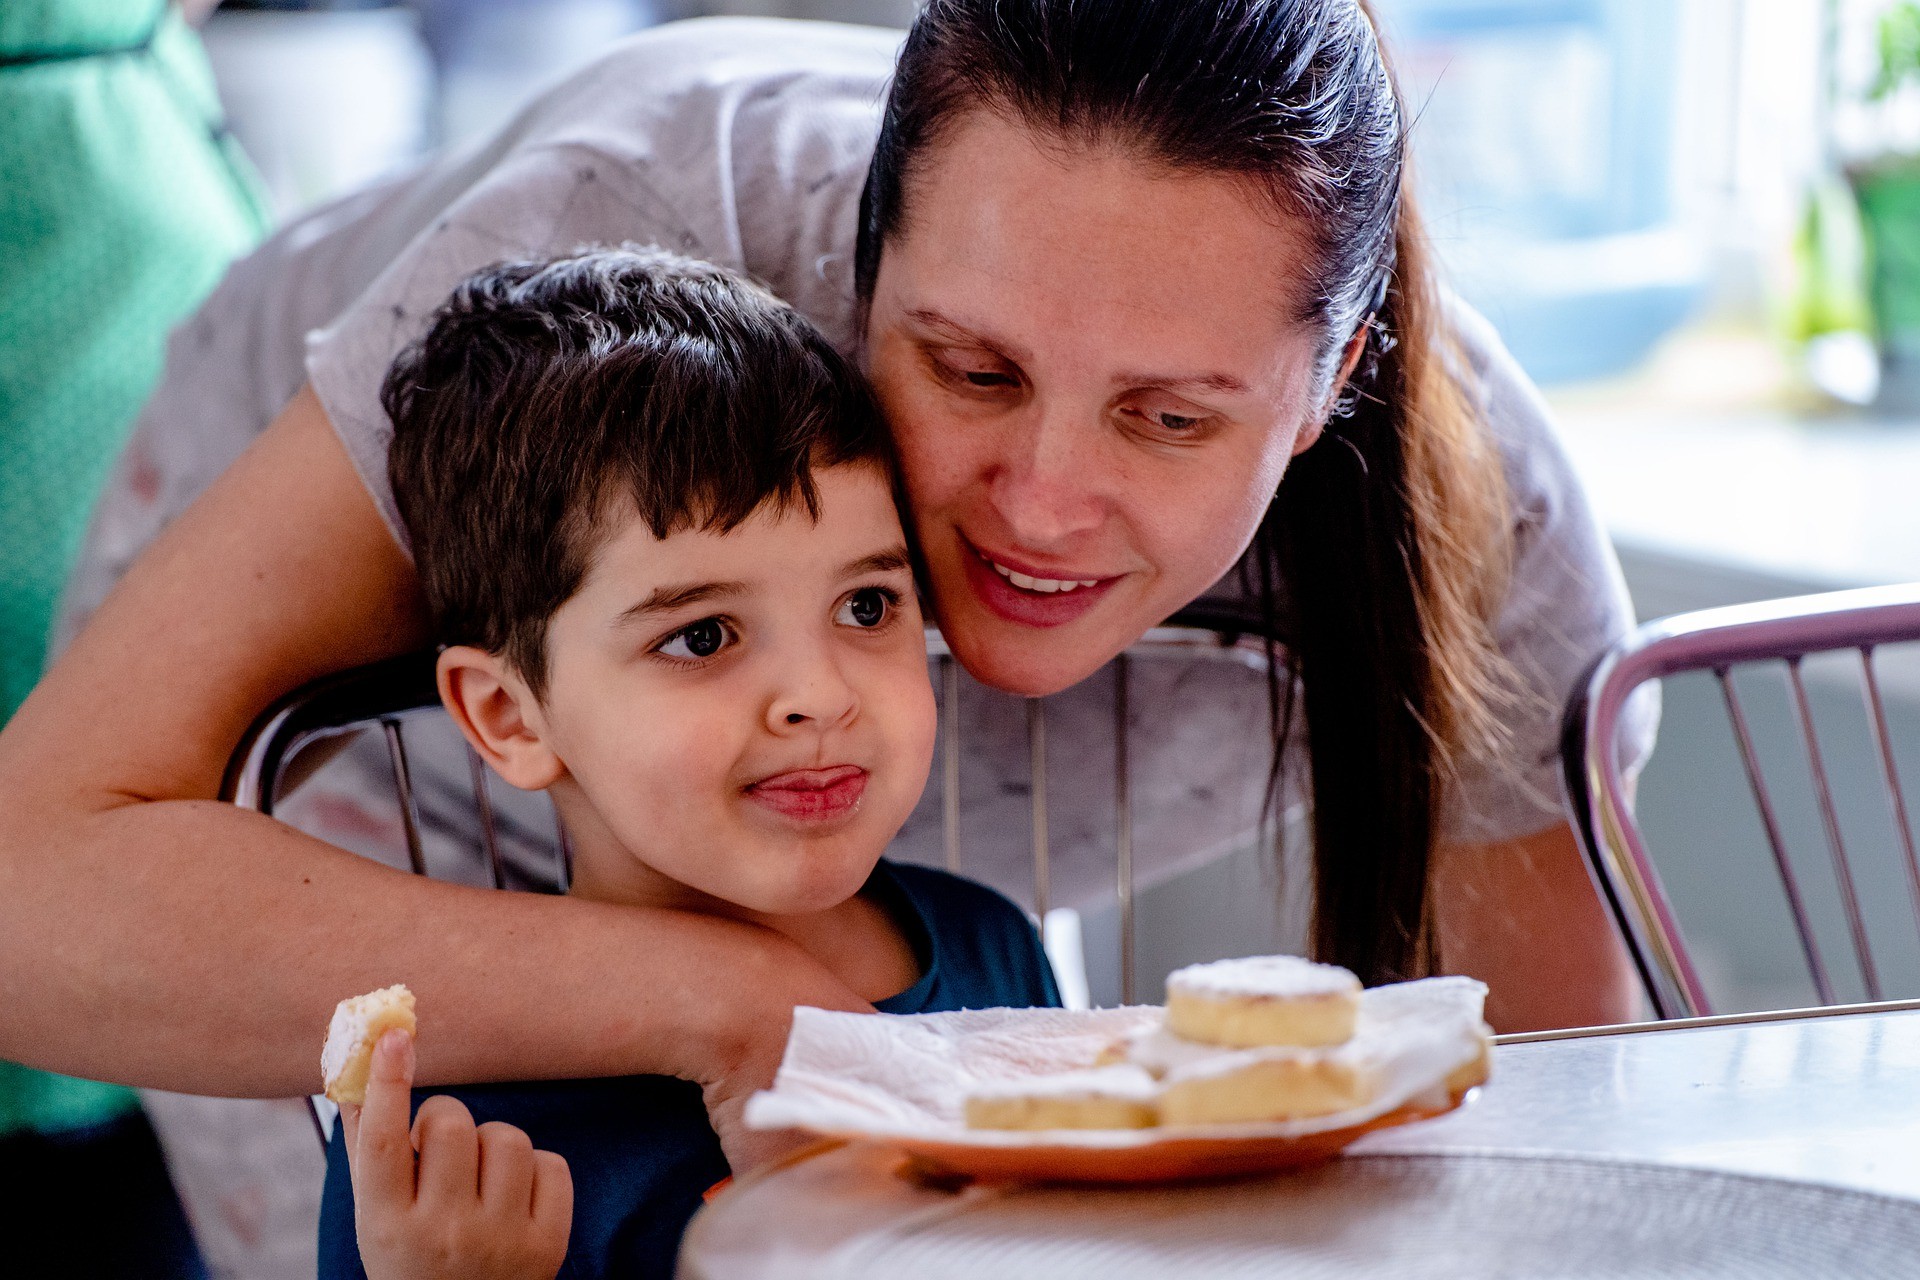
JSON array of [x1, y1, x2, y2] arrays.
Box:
[[318, 248, 1059, 1280]]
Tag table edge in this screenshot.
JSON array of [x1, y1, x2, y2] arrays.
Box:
[[1493, 996, 1920, 1045]]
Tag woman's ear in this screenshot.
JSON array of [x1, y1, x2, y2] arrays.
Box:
[[1297, 323, 1374, 457], [436, 646, 567, 792]]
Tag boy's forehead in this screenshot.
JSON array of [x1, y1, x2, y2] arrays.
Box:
[[585, 464, 905, 598]]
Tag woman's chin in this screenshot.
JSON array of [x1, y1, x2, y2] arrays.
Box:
[[931, 551, 1158, 695], [940, 614, 1125, 697]]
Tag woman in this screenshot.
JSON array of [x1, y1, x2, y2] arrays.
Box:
[[0, 0, 1647, 1173]]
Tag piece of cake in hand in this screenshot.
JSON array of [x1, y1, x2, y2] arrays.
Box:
[[321, 985, 416, 1105], [1165, 955, 1361, 1049], [964, 1065, 1161, 1131]]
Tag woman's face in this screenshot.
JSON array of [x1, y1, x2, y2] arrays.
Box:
[[865, 110, 1336, 696]]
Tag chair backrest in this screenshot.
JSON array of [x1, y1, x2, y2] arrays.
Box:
[[1562, 583, 1920, 1020]]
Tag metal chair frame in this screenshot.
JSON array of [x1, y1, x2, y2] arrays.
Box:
[[223, 614, 1285, 1142], [1561, 582, 1920, 1021]]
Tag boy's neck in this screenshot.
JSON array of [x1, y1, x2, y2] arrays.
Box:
[[556, 795, 923, 1005]]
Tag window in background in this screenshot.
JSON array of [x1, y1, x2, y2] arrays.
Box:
[[202, 1, 435, 219], [1372, 0, 1745, 385]]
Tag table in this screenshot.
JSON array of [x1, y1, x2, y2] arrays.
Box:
[[678, 1003, 1920, 1277]]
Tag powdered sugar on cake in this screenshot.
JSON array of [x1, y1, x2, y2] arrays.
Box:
[[1167, 955, 1360, 1002], [968, 1064, 1159, 1102], [321, 999, 371, 1086], [320, 984, 415, 1103]]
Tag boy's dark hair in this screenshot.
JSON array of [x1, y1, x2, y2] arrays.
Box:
[[384, 247, 892, 696]]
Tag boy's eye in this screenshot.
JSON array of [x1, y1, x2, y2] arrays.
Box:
[[656, 618, 732, 660], [836, 587, 892, 629]]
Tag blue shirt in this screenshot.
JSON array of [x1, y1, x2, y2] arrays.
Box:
[[318, 861, 1059, 1279]]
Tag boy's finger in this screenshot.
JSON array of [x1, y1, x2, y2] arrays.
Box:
[[531, 1149, 574, 1237], [412, 1093, 480, 1208], [351, 1029, 418, 1208], [339, 1102, 361, 1155], [477, 1121, 536, 1218]]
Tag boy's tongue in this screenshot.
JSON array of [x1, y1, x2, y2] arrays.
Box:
[[746, 765, 868, 821]]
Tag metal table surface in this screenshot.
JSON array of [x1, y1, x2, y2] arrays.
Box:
[[677, 1002, 1920, 1278]]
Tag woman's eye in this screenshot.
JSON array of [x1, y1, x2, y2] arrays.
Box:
[[933, 350, 1019, 390], [836, 587, 893, 629], [1126, 403, 1211, 436], [656, 618, 732, 660]]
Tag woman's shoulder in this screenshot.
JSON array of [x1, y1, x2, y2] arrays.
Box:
[[1436, 295, 1649, 843], [300, 18, 899, 549], [1440, 296, 1575, 506], [516, 17, 898, 145]]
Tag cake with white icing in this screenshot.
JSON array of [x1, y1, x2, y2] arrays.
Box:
[[1157, 1041, 1379, 1124], [953, 959, 1485, 1134], [320, 984, 416, 1105], [1164, 955, 1361, 1048], [964, 1064, 1160, 1130]]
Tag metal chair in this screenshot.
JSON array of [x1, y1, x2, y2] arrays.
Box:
[[1562, 582, 1920, 1021], [223, 611, 1289, 1141]]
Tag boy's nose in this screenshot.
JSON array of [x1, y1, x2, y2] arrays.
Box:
[[766, 653, 859, 733]]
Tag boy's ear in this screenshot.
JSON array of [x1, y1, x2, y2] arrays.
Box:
[[436, 646, 566, 792]]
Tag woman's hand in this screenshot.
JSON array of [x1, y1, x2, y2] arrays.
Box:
[[343, 1031, 572, 1280]]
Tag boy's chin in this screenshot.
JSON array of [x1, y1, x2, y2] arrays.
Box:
[[736, 852, 884, 917]]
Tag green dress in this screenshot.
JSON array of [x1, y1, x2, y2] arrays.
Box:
[[0, 0, 269, 1138]]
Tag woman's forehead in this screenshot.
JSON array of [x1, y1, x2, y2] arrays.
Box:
[[882, 110, 1323, 373]]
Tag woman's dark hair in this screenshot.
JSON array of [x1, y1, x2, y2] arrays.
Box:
[[855, 0, 1512, 984], [384, 246, 892, 698]]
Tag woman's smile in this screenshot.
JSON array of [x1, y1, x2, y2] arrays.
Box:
[[958, 533, 1123, 627]]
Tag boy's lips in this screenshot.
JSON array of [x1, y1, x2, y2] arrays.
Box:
[[743, 765, 869, 823]]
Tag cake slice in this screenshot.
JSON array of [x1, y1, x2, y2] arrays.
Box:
[[964, 1064, 1161, 1131], [1157, 1046, 1379, 1125], [321, 984, 416, 1105], [1165, 955, 1361, 1048]]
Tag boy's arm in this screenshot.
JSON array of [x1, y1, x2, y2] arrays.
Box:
[[343, 1031, 572, 1280], [0, 386, 867, 1169]]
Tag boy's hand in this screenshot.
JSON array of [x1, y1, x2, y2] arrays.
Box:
[[341, 1030, 573, 1280]]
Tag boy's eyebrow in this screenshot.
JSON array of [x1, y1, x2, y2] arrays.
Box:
[[616, 548, 910, 624], [617, 580, 746, 623], [842, 547, 913, 578]]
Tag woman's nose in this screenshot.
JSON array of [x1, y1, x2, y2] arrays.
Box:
[[989, 410, 1106, 546]]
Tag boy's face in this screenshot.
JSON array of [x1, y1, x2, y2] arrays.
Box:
[[455, 463, 936, 917]]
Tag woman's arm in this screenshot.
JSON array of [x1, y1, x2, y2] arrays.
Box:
[[0, 387, 863, 1161], [1432, 822, 1641, 1034]]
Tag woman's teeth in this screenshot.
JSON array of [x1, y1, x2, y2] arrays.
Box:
[[986, 557, 1100, 594]]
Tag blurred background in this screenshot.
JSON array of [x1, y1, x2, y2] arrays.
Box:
[[10, 0, 1920, 1273]]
